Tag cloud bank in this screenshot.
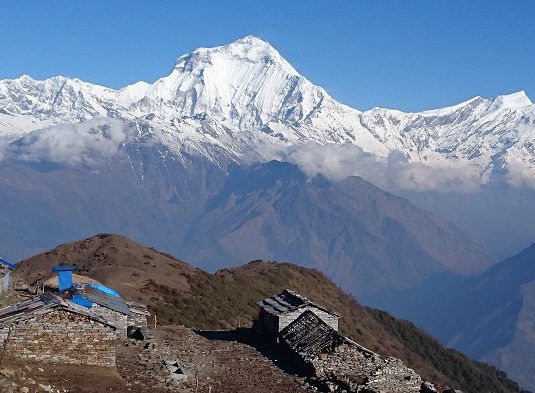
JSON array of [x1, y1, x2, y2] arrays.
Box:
[[3, 118, 130, 166], [1, 120, 532, 192], [260, 142, 488, 192]]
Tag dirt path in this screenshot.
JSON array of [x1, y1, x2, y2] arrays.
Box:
[[151, 326, 310, 393]]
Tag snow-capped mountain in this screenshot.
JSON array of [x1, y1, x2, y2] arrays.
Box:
[[1, 35, 533, 190]]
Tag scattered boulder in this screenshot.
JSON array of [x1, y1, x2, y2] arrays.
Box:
[[420, 381, 438, 393]]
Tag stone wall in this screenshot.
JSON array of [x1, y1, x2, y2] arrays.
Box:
[[0, 309, 116, 367], [256, 309, 279, 338], [0, 271, 11, 295], [310, 343, 380, 383], [89, 303, 128, 337], [128, 311, 148, 328], [279, 306, 339, 332], [126, 301, 149, 329]]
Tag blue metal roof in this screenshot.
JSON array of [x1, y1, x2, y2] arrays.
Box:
[[0, 257, 16, 270], [88, 283, 120, 298], [0, 292, 117, 330], [51, 265, 77, 271]]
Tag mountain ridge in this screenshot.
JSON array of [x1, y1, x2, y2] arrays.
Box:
[[370, 242, 535, 391], [178, 160, 496, 293], [1, 35, 534, 193]]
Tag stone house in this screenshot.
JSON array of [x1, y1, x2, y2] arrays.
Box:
[[279, 309, 425, 392], [255, 289, 340, 339], [0, 292, 117, 367], [48, 266, 147, 338]]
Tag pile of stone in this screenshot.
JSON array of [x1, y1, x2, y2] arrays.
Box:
[[363, 357, 422, 393], [309, 343, 379, 388], [305, 342, 434, 393]]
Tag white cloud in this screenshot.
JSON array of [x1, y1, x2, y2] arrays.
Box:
[[257, 142, 487, 192], [283, 142, 380, 182], [5, 118, 130, 166], [504, 155, 535, 189]]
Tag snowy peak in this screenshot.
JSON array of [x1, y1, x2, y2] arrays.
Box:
[[174, 35, 298, 76], [417, 91, 533, 117], [0, 74, 115, 136], [116, 81, 151, 107], [491, 90, 532, 109], [140, 34, 351, 138], [419, 96, 485, 116]]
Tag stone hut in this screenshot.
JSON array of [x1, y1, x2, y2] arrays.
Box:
[[279, 309, 425, 392], [255, 289, 340, 338], [0, 292, 117, 367], [48, 266, 141, 338]]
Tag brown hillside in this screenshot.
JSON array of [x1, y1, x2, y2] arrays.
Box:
[[14, 233, 198, 302], [14, 234, 521, 393]]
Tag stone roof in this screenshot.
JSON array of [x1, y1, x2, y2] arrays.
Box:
[[279, 310, 345, 358], [256, 289, 340, 317], [126, 300, 150, 316], [0, 292, 117, 329]]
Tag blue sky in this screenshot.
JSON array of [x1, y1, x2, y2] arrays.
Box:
[[1, 1, 533, 112]]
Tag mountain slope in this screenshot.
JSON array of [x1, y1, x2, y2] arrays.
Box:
[[179, 161, 495, 297], [1, 151, 496, 298], [370, 243, 535, 391], [14, 233, 198, 301], [13, 234, 522, 393], [447, 244, 535, 391], [0, 129, 228, 261], [395, 186, 535, 259]]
